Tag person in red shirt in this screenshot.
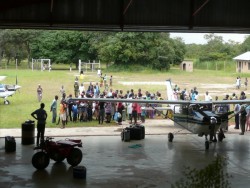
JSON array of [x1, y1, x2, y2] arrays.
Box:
[[132, 100, 138, 124]]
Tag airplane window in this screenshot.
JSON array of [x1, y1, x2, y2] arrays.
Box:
[[0, 84, 5, 92]]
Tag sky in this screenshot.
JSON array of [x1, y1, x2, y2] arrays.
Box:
[[170, 33, 249, 44]]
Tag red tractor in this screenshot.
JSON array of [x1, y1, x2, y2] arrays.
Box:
[[32, 137, 83, 170]]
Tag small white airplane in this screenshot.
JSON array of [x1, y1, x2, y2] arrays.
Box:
[[0, 77, 21, 104], [68, 79, 248, 150]]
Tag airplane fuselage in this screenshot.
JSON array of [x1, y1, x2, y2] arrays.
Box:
[[173, 104, 222, 136]]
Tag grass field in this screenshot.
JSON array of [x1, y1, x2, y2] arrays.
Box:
[[0, 66, 249, 128]]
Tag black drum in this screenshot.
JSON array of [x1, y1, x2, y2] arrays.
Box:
[[21, 121, 35, 145]]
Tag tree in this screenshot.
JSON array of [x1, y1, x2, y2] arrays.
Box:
[[240, 36, 250, 53], [30, 30, 99, 68], [97, 32, 185, 71], [199, 34, 230, 61]]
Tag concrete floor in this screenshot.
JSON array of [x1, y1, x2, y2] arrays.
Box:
[[1, 134, 250, 188]]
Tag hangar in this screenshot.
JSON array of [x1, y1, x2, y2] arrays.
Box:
[[0, 0, 250, 33]]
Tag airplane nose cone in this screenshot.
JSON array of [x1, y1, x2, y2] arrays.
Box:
[[210, 116, 217, 124], [15, 85, 21, 90]]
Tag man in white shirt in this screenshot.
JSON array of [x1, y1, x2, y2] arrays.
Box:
[[204, 91, 212, 101]]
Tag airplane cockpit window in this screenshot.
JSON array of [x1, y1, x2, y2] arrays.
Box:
[[181, 105, 189, 115], [203, 111, 217, 117], [0, 84, 5, 92]]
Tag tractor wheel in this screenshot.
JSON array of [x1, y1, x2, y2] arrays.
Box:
[[32, 151, 50, 170], [67, 148, 83, 167], [168, 133, 174, 142], [51, 152, 65, 163]]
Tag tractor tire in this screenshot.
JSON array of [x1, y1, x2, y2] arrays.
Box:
[[51, 152, 65, 163], [67, 148, 83, 167], [32, 151, 50, 170]]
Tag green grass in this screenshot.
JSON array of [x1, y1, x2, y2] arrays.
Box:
[[0, 64, 250, 128]]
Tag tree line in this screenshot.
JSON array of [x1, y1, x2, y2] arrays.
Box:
[[0, 29, 250, 71]]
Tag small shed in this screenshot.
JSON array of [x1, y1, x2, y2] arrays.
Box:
[[233, 51, 250, 73], [180, 61, 193, 72]]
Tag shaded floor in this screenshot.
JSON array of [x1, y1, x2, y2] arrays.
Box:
[[1, 134, 250, 188]]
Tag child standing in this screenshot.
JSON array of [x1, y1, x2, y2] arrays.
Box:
[[141, 108, 146, 123], [72, 103, 78, 123]]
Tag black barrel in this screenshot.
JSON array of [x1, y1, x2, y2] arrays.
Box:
[[21, 121, 35, 145], [73, 166, 87, 179], [5, 136, 16, 152]]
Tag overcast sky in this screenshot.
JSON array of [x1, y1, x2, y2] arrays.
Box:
[[170, 33, 249, 44]]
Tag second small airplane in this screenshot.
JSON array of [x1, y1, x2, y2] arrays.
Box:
[[0, 80, 21, 105]]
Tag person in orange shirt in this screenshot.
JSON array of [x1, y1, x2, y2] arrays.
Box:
[[59, 100, 67, 128]]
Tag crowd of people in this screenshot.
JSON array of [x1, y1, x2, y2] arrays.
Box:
[[34, 75, 250, 137], [42, 75, 165, 129]]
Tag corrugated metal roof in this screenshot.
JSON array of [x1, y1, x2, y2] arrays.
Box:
[[1, 0, 250, 32], [233, 52, 250, 61]]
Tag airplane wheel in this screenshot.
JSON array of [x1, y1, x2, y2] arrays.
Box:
[[4, 100, 10, 105], [168, 133, 174, 142], [218, 132, 224, 142], [205, 141, 209, 150], [67, 148, 83, 167], [32, 151, 50, 170]]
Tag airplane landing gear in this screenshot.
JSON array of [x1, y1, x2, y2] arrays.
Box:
[[218, 132, 225, 142], [4, 100, 10, 105], [168, 133, 174, 142], [205, 135, 209, 150], [217, 128, 226, 142], [205, 140, 209, 150]]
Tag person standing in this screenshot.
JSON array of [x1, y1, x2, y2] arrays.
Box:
[[245, 105, 250, 131], [31, 103, 47, 146], [59, 100, 67, 128], [219, 95, 230, 132], [60, 85, 66, 98], [105, 98, 112, 123], [104, 74, 107, 88], [37, 84, 43, 102], [117, 102, 124, 125], [245, 77, 248, 90], [234, 101, 241, 129], [67, 94, 73, 122], [236, 77, 240, 89], [204, 91, 212, 101], [239, 105, 247, 135], [74, 81, 79, 98], [131, 100, 138, 125], [98, 94, 105, 124], [79, 83, 85, 96], [72, 103, 78, 122], [50, 95, 58, 123], [110, 75, 113, 87]]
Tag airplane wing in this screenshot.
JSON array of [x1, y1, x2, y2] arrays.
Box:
[[69, 97, 250, 105]]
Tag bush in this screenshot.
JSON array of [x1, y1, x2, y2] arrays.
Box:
[[172, 155, 232, 188]]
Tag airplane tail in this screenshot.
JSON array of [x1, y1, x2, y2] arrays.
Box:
[[166, 79, 176, 100]]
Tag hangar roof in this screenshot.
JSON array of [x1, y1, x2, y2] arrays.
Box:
[[1, 0, 250, 33]]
